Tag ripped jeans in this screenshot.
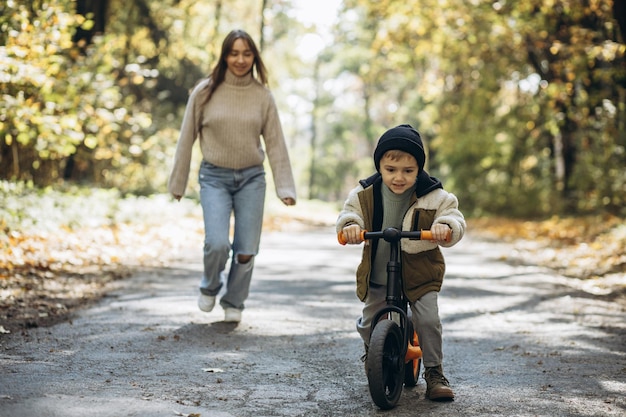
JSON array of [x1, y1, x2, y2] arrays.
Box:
[[198, 161, 266, 310]]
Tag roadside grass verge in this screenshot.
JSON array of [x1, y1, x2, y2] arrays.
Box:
[[1, 182, 623, 331]]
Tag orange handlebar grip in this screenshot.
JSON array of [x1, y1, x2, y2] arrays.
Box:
[[338, 230, 368, 245], [421, 229, 452, 242]]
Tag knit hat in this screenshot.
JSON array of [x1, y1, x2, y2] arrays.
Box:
[[373, 124, 426, 172]]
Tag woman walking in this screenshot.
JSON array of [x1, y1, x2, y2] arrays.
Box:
[[168, 29, 297, 323]]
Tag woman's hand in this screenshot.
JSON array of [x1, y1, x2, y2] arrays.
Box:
[[281, 197, 296, 206]]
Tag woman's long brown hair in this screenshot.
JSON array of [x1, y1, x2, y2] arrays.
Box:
[[201, 29, 268, 105]]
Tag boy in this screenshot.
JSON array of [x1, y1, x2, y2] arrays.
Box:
[[336, 124, 465, 401]]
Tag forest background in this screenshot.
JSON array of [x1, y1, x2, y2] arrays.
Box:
[[1, 0, 625, 329]]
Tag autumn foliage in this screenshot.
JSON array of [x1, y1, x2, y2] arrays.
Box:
[[1, 0, 625, 217]]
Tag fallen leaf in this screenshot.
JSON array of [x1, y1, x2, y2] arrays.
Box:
[[202, 368, 224, 373], [173, 411, 201, 417]]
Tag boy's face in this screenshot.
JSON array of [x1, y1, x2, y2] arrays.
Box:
[[379, 152, 419, 194]]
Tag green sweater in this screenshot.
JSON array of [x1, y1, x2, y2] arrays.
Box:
[[371, 185, 414, 285], [168, 70, 296, 201]]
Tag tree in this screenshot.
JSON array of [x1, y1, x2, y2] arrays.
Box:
[[327, 0, 625, 216], [0, 0, 276, 193]]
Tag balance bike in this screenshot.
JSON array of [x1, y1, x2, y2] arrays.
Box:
[[339, 227, 449, 409]]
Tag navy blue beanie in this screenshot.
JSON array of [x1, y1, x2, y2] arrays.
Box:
[[373, 124, 426, 172]]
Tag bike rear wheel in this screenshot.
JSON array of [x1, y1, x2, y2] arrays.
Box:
[[367, 320, 404, 409]]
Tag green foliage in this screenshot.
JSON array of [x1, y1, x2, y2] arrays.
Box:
[[325, 0, 625, 217], [1, 0, 81, 178], [0, 0, 159, 191], [0, 0, 269, 194], [1, 0, 624, 217]]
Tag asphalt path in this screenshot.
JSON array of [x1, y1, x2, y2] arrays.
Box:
[[1, 228, 624, 417]]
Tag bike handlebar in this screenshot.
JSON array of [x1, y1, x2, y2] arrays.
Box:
[[337, 227, 451, 245]]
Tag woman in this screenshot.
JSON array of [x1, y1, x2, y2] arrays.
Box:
[[168, 29, 297, 323]]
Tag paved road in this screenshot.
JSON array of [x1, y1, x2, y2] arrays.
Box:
[[1, 228, 624, 417]]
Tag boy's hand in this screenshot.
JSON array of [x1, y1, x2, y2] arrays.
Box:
[[342, 224, 363, 244], [431, 223, 452, 243]]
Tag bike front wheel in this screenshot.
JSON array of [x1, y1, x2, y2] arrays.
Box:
[[367, 320, 404, 409]]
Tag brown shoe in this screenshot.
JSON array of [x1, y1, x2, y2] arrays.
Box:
[[424, 366, 455, 401]]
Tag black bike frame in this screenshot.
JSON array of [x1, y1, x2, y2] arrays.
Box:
[[367, 228, 425, 360]]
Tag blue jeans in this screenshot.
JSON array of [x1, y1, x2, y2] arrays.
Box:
[[198, 161, 266, 310]]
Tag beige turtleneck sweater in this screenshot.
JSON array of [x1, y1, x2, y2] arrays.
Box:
[[168, 70, 296, 201]]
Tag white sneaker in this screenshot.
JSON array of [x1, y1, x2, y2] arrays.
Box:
[[198, 294, 216, 312], [224, 308, 242, 323]]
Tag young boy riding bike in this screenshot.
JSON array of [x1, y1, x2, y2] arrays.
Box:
[[336, 124, 466, 401]]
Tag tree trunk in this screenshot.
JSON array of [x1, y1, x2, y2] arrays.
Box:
[[73, 0, 109, 47], [614, 0, 626, 43], [260, 0, 268, 51]]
